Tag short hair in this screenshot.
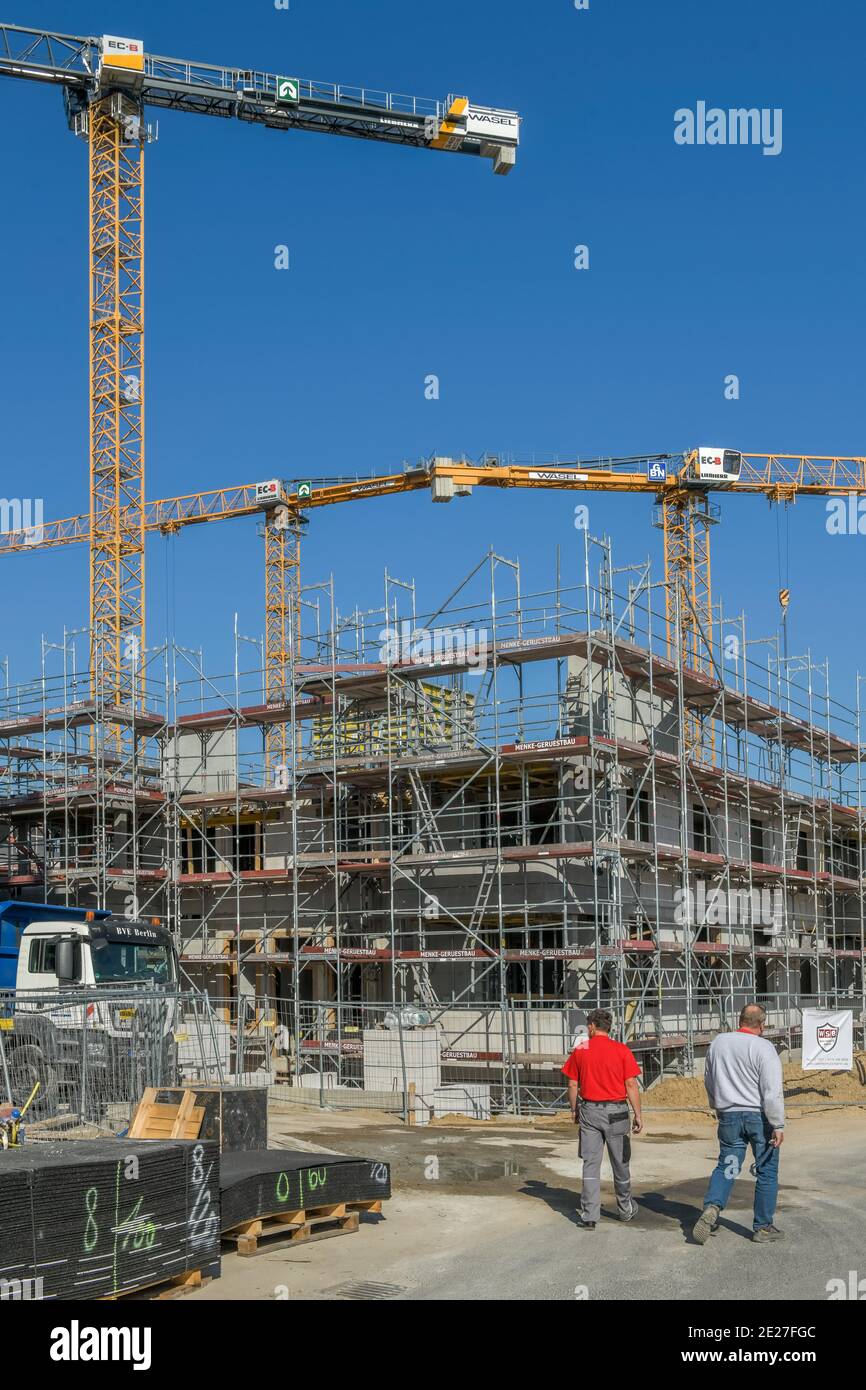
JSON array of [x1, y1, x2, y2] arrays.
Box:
[[587, 1008, 613, 1033], [739, 1003, 766, 1029]]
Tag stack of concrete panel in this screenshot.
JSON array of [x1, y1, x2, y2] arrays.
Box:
[[220, 1149, 390, 1231], [363, 1027, 441, 1124], [433, 1083, 492, 1121], [292, 1070, 340, 1091], [0, 1139, 221, 1299]]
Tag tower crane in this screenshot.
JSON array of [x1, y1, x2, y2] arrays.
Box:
[[3, 448, 866, 755], [0, 21, 520, 737], [424, 449, 866, 669], [8, 32, 858, 745]]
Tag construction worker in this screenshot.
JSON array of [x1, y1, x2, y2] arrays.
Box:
[[562, 1008, 643, 1230], [693, 1003, 785, 1245]]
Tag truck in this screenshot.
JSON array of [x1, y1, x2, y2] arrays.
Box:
[[0, 900, 181, 1116]]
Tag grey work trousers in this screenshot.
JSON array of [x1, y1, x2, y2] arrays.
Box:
[[578, 1099, 633, 1222]]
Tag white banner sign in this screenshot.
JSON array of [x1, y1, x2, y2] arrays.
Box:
[[801, 1008, 854, 1072], [465, 106, 520, 146]]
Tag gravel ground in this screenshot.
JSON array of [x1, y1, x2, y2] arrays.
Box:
[[192, 1104, 866, 1302]]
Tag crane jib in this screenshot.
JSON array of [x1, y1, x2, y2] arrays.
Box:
[[0, 24, 520, 165]]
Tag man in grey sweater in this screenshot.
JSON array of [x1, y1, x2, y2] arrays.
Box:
[[693, 1003, 785, 1245]]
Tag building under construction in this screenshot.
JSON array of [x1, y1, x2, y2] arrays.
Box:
[[2, 28, 864, 1112], [1, 531, 863, 1108]]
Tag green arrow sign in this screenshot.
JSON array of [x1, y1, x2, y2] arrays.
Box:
[[297, 481, 312, 501], [276, 76, 300, 104]]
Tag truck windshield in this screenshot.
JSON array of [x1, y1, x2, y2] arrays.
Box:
[[91, 940, 174, 984]]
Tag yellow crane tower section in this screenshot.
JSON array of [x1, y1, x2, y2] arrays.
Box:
[[87, 42, 147, 707]]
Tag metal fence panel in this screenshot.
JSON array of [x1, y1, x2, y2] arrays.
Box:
[[0, 987, 231, 1135], [4, 988, 854, 1130]]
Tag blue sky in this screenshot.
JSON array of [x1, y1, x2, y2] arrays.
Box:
[[1, 0, 864, 704]]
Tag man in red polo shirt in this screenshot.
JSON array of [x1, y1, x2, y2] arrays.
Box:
[[562, 1008, 643, 1229]]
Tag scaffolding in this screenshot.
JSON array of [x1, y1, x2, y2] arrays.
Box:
[[1, 533, 863, 1110]]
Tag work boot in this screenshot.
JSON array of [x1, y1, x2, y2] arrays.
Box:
[[576, 1218, 596, 1230], [752, 1224, 783, 1243], [620, 1199, 639, 1222], [692, 1203, 721, 1245]]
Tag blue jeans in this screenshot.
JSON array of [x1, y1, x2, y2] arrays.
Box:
[[703, 1109, 780, 1231]]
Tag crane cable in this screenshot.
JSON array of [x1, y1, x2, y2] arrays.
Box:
[[776, 503, 790, 659], [163, 532, 177, 648]]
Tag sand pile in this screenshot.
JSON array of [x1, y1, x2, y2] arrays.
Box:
[[646, 1053, 866, 1108], [644, 1074, 714, 1109], [779, 1054, 866, 1102]]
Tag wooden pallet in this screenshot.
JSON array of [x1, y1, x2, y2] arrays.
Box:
[[128, 1087, 205, 1141], [223, 1199, 383, 1258], [101, 1267, 213, 1301]]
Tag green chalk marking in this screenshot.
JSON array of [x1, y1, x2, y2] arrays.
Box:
[[120, 1195, 144, 1251], [84, 1186, 99, 1254]]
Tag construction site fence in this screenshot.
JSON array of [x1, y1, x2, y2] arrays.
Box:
[[0, 987, 240, 1137], [0, 987, 565, 1125], [2, 989, 863, 1132], [224, 995, 866, 1119]]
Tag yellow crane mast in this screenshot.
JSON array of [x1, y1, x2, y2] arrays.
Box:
[[88, 85, 146, 709]]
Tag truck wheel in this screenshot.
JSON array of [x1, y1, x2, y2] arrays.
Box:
[[7, 1043, 59, 1116]]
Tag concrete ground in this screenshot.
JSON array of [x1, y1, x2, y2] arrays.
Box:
[[194, 1104, 866, 1301]]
